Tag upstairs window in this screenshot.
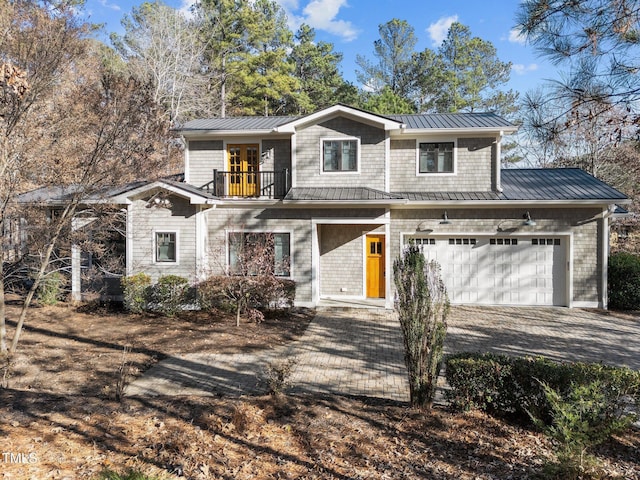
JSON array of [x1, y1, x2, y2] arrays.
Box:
[[419, 142, 454, 174], [322, 139, 358, 172]]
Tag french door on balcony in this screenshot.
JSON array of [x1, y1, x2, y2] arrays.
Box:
[[228, 144, 259, 196]]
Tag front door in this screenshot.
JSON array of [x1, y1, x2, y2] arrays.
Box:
[[366, 235, 385, 298], [228, 144, 259, 196]]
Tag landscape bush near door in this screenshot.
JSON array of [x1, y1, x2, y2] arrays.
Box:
[[608, 252, 640, 310], [393, 244, 449, 408]]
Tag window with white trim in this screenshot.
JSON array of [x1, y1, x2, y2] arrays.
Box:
[[229, 232, 291, 277], [419, 142, 454, 173], [322, 139, 358, 172], [155, 232, 177, 263]]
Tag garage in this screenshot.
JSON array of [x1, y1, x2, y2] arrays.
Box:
[[408, 235, 568, 306]]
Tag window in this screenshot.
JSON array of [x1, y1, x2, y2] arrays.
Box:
[[322, 139, 358, 172], [155, 232, 177, 263], [419, 142, 454, 173], [228, 232, 291, 277]]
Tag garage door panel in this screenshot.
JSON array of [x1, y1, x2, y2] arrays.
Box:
[[411, 235, 567, 306]]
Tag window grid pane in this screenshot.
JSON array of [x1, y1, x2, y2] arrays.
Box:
[[419, 142, 454, 173], [156, 232, 176, 262], [323, 140, 357, 172]]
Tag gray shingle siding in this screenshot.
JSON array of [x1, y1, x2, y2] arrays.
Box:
[[389, 137, 494, 192], [294, 118, 386, 190], [188, 140, 224, 187], [129, 196, 197, 282]]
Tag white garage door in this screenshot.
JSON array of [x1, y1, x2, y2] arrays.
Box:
[[410, 236, 567, 306]]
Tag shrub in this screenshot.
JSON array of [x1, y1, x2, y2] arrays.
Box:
[[445, 353, 640, 428], [198, 275, 296, 325], [121, 273, 152, 313], [36, 271, 64, 305], [261, 358, 297, 395], [98, 469, 161, 480], [148, 275, 190, 317], [393, 244, 449, 408], [536, 380, 637, 478], [608, 252, 640, 310]]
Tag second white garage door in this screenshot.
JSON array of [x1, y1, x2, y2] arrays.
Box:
[[409, 236, 567, 306]]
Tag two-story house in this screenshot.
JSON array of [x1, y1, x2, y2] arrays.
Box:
[[85, 104, 628, 309]]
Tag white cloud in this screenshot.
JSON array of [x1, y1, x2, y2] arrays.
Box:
[[178, 0, 198, 17], [508, 28, 526, 45], [512, 63, 538, 75], [98, 0, 121, 11], [427, 15, 458, 46], [279, 0, 360, 42]]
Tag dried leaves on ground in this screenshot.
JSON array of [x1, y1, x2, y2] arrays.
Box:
[[1, 302, 638, 479]]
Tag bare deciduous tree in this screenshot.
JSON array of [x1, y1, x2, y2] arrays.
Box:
[[0, 1, 170, 357]]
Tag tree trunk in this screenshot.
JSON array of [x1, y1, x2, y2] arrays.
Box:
[[9, 204, 74, 354], [0, 254, 6, 355]]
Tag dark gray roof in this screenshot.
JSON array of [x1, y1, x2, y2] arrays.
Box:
[[395, 168, 628, 202], [179, 116, 300, 132], [285, 187, 403, 201], [400, 191, 502, 201], [178, 108, 515, 133], [18, 178, 217, 204], [388, 112, 515, 130], [500, 168, 628, 201]]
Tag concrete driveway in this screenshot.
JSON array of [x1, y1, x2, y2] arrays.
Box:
[[126, 306, 640, 402]]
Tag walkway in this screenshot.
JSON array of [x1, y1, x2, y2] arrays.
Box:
[[126, 306, 640, 401], [126, 307, 408, 401]]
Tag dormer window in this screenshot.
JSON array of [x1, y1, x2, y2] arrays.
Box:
[[418, 142, 454, 174], [322, 138, 359, 173]]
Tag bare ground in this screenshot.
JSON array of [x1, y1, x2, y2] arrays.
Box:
[[1, 300, 639, 480]]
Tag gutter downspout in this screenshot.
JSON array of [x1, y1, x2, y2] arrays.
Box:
[[496, 131, 503, 193]]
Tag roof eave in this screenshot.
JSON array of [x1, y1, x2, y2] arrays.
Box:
[[275, 105, 404, 133], [393, 126, 518, 136], [179, 129, 285, 137], [106, 181, 220, 205], [395, 198, 630, 208], [282, 199, 407, 206]]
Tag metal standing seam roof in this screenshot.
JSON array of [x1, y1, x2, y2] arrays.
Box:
[[388, 112, 515, 130], [177, 111, 516, 133], [179, 116, 300, 131], [285, 187, 404, 201], [394, 168, 628, 202], [499, 168, 628, 201]]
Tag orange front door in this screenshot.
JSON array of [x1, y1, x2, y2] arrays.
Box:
[[366, 235, 385, 298], [228, 144, 259, 196]]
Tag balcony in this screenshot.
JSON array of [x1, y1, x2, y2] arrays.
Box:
[[201, 169, 290, 199]]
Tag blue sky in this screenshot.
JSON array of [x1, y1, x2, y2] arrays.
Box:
[[84, 0, 555, 98]]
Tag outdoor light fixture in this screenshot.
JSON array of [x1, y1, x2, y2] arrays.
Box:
[[146, 192, 173, 209], [522, 211, 536, 226], [440, 211, 451, 224]]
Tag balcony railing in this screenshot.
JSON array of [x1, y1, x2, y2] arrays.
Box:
[[201, 169, 290, 199]]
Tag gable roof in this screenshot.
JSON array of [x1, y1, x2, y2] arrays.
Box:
[[175, 104, 517, 135]]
